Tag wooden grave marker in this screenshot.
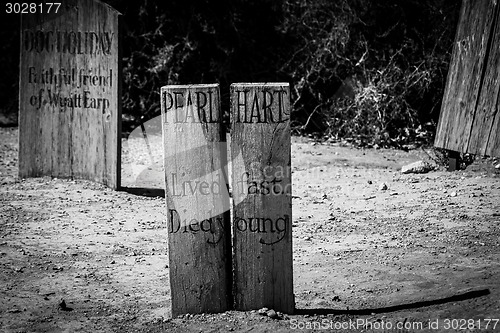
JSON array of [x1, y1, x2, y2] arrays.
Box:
[[161, 84, 232, 316], [230, 83, 294, 313], [19, 0, 121, 189], [435, 0, 500, 157]]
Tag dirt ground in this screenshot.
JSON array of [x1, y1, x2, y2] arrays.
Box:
[[1, 125, 500, 333]]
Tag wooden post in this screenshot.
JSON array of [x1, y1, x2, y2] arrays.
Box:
[[18, 0, 122, 189], [161, 84, 232, 316], [230, 83, 294, 313], [435, 0, 500, 157]]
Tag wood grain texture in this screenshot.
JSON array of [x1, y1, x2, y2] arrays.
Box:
[[485, 93, 500, 156], [230, 83, 294, 313], [19, 0, 121, 189], [435, 0, 500, 157], [469, 3, 500, 156], [161, 84, 231, 316]]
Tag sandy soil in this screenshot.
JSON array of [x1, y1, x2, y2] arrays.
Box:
[[1, 126, 500, 332]]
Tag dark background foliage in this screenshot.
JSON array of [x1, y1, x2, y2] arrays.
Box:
[[0, 0, 460, 146]]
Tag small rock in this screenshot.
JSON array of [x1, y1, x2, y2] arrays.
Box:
[[266, 309, 278, 319], [495, 163, 500, 169], [379, 182, 388, 191], [401, 160, 434, 174], [367, 180, 373, 184], [450, 191, 457, 197], [258, 307, 269, 315], [58, 299, 72, 311], [262, 309, 281, 319]]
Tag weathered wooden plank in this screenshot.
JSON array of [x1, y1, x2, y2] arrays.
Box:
[[19, 0, 121, 189], [468, 3, 500, 156], [485, 90, 500, 156], [230, 83, 294, 313], [435, 0, 497, 153], [161, 84, 231, 316]]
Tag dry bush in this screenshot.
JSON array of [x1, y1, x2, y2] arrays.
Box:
[[281, 0, 460, 147]]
